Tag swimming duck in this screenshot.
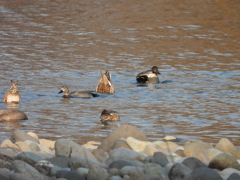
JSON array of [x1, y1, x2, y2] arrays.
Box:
[[136, 66, 161, 83], [58, 86, 98, 98], [96, 70, 115, 93], [100, 109, 119, 125], [3, 80, 21, 103]]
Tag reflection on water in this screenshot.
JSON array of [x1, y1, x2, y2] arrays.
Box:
[[0, 0, 239, 145]]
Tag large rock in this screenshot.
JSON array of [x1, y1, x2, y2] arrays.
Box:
[[55, 139, 97, 161], [218, 168, 240, 180], [182, 157, 206, 171], [126, 137, 153, 152], [15, 152, 43, 165], [10, 160, 51, 180], [0, 110, 28, 121], [11, 129, 39, 143], [87, 164, 109, 180], [168, 163, 192, 180], [209, 153, 240, 170], [188, 167, 223, 180], [143, 163, 169, 179], [0, 147, 20, 157], [98, 124, 148, 152], [184, 140, 213, 159], [206, 148, 223, 160], [110, 138, 132, 150], [56, 170, 85, 180], [215, 138, 236, 156]]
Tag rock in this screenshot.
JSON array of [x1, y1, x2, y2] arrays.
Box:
[[27, 132, 39, 140], [109, 160, 133, 169], [168, 163, 192, 180], [87, 164, 108, 180], [109, 175, 122, 180], [25, 140, 41, 151], [1, 139, 19, 149], [15, 152, 43, 165], [227, 173, 240, 180], [31, 151, 54, 159], [11, 129, 39, 143], [184, 140, 213, 159], [0, 168, 10, 180], [143, 163, 169, 179], [10, 160, 51, 180], [9, 172, 32, 180], [215, 138, 236, 156], [92, 148, 109, 163], [234, 147, 240, 160], [35, 160, 55, 176], [82, 141, 100, 150], [218, 168, 240, 180], [106, 148, 146, 165], [98, 124, 148, 152], [209, 153, 240, 171], [69, 156, 107, 170], [0, 153, 14, 168], [75, 167, 89, 178], [0, 147, 20, 157], [46, 156, 70, 168], [163, 136, 177, 141], [153, 141, 179, 149], [0, 110, 28, 121], [111, 138, 132, 150], [148, 156, 168, 167], [15, 141, 33, 152], [119, 166, 145, 179], [182, 157, 206, 171], [206, 148, 223, 160], [143, 145, 159, 156], [55, 139, 97, 160], [56, 170, 85, 180], [39, 139, 55, 149], [126, 137, 153, 152], [153, 151, 169, 163], [175, 148, 185, 157], [188, 167, 223, 180]]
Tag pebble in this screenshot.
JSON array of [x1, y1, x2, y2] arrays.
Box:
[[0, 125, 239, 180]]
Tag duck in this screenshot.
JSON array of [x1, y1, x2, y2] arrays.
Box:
[[58, 86, 98, 98], [136, 66, 161, 83], [3, 80, 21, 103], [0, 110, 28, 121], [96, 70, 115, 93], [100, 109, 119, 125]]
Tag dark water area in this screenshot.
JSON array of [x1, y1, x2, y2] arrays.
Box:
[[0, 0, 239, 146]]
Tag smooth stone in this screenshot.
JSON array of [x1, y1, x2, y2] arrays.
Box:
[[10, 160, 51, 180], [25, 140, 41, 151], [163, 136, 177, 141], [110, 138, 132, 150], [227, 173, 240, 180], [153, 141, 179, 149], [184, 140, 213, 158], [1, 139, 19, 149], [109, 160, 133, 169], [175, 149, 185, 157], [0, 153, 13, 168], [39, 139, 55, 149], [31, 151, 54, 159], [69, 156, 107, 170], [143, 145, 159, 156], [215, 138, 236, 156], [0, 147, 20, 157], [75, 167, 89, 178], [234, 147, 240, 160], [0, 168, 10, 180], [218, 168, 240, 180], [109, 175, 122, 180], [14, 141, 33, 152], [9, 172, 32, 180], [27, 132, 39, 140], [119, 166, 144, 178], [209, 153, 240, 171], [168, 163, 192, 180], [0, 110, 28, 121], [87, 164, 108, 180], [143, 163, 169, 179], [47, 156, 70, 168], [106, 148, 146, 165], [11, 129, 39, 143], [207, 148, 223, 160], [188, 167, 223, 180], [55, 139, 97, 161], [92, 148, 109, 163], [98, 124, 148, 152], [50, 166, 71, 176], [126, 137, 153, 152], [82, 141, 100, 150], [148, 156, 168, 167], [182, 157, 206, 171], [153, 151, 169, 163], [15, 152, 43, 165], [56, 170, 85, 180]]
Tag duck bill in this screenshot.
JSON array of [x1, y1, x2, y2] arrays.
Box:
[[58, 90, 63, 94]]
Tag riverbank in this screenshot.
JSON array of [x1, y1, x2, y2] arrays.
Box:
[[0, 124, 239, 180]]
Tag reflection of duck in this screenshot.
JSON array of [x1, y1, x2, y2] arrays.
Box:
[[136, 66, 161, 83], [0, 110, 28, 121], [3, 80, 21, 103], [96, 70, 115, 93], [100, 109, 119, 125], [58, 86, 98, 98]]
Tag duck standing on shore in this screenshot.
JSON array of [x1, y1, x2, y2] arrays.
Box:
[[3, 80, 21, 103], [136, 66, 161, 83], [58, 86, 98, 98], [96, 70, 115, 93], [100, 109, 119, 125]]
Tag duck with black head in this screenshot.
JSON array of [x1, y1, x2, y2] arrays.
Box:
[[136, 66, 161, 84]]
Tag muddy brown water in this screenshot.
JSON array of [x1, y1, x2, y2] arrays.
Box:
[[0, 0, 239, 146]]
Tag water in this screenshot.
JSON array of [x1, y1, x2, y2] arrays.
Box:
[[0, 0, 239, 146]]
